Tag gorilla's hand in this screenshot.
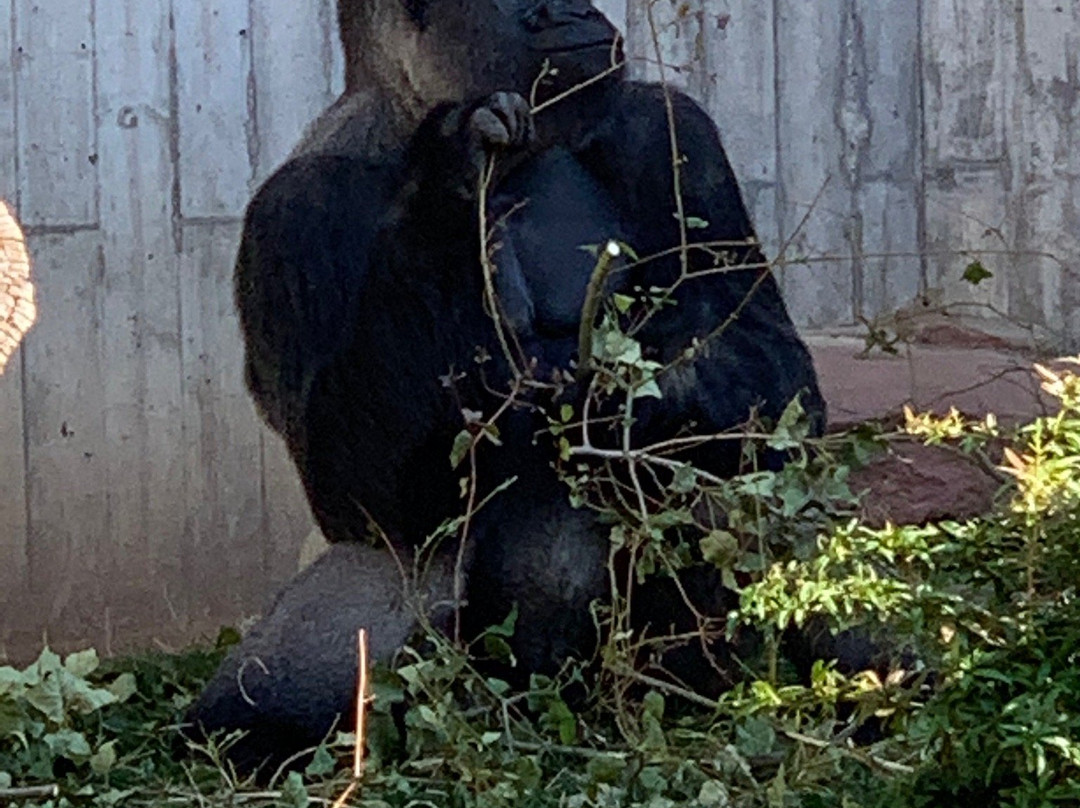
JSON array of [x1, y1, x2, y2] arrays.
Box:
[[416, 92, 535, 199], [467, 92, 534, 153]]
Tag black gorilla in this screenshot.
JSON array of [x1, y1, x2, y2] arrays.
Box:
[[186, 544, 459, 777], [199, 0, 825, 776], [236, 0, 822, 550]]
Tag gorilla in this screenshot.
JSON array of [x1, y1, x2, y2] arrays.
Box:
[[192, 0, 826, 778], [236, 0, 823, 550], [185, 543, 458, 778]]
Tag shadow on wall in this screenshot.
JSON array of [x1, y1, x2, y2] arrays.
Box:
[[0, 200, 34, 374]]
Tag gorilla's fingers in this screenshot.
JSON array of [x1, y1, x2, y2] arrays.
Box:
[[471, 92, 534, 150]]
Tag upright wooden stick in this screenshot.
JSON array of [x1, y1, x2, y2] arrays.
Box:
[[332, 628, 370, 808]]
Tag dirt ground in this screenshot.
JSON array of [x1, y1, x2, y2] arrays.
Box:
[[808, 332, 1069, 526]]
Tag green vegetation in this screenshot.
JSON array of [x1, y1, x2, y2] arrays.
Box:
[[4, 363, 1080, 807]]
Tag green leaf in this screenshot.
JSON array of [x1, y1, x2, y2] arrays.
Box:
[[698, 781, 731, 807], [484, 635, 516, 665], [638, 766, 668, 795], [0, 667, 25, 698], [642, 691, 665, 721], [45, 728, 93, 762], [585, 755, 625, 784], [767, 396, 809, 451], [616, 241, 640, 262], [106, 673, 137, 703], [63, 649, 100, 679], [962, 260, 993, 285], [560, 404, 574, 424], [686, 216, 710, 230], [90, 740, 118, 775], [735, 717, 776, 757], [0, 700, 28, 738], [215, 626, 243, 649], [613, 293, 635, 314], [672, 464, 697, 494], [280, 771, 310, 808], [545, 699, 577, 745], [486, 605, 518, 638], [635, 379, 663, 400], [60, 672, 117, 716], [701, 530, 739, 569], [303, 744, 336, 778], [450, 429, 473, 470], [24, 673, 64, 725]]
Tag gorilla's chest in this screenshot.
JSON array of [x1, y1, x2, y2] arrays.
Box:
[[488, 147, 624, 344]]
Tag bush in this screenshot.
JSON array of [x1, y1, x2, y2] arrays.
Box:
[[5, 363, 1080, 807]]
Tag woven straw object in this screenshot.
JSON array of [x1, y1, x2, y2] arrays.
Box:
[[0, 199, 33, 375]]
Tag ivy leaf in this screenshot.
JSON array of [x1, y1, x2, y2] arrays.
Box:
[[617, 241, 640, 261], [767, 396, 809, 451], [962, 260, 993, 285], [672, 464, 697, 494], [280, 771, 310, 808], [701, 530, 739, 569], [450, 429, 473, 469], [63, 650, 100, 679], [635, 378, 663, 400], [90, 740, 118, 775], [24, 672, 64, 725], [303, 745, 336, 778], [735, 716, 777, 757], [642, 691, 665, 721], [45, 728, 93, 762]]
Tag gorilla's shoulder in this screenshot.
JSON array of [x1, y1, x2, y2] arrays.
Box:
[[611, 81, 726, 143], [245, 153, 388, 225]]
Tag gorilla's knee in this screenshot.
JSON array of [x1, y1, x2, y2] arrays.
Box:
[[183, 543, 458, 780]]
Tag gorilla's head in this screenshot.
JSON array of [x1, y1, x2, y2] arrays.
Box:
[[338, 0, 623, 108]]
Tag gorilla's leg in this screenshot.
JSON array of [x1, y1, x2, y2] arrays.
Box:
[[462, 480, 609, 684], [183, 544, 457, 780]]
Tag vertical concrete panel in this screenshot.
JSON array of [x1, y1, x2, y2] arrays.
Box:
[[0, 201, 29, 660], [13, 0, 98, 227], [174, 0, 253, 218], [179, 222, 271, 622], [18, 232, 108, 655], [0, 0, 16, 206], [1009, 3, 1080, 346], [624, 0, 701, 89], [94, 0, 187, 649], [921, 0, 1012, 318], [774, 0, 855, 327], [699, 1, 780, 254], [853, 0, 923, 318], [249, 0, 338, 182]]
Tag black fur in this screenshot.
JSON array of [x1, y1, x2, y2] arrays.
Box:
[[221, 0, 827, 767], [184, 543, 458, 779]]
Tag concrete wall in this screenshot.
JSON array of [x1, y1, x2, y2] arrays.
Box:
[[1, 0, 1077, 661]]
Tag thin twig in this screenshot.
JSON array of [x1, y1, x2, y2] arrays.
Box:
[[0, 785, 60, 800], [331, 629, 371, 808], [576, 241, 622, 381], [530, 57, 626, 117], [645, 0, 688, 281]]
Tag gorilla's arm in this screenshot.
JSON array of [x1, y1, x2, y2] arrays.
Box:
[[580, 84, 825, 456], [235, 154, 402, 443], [299, 94, 545, 546]]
